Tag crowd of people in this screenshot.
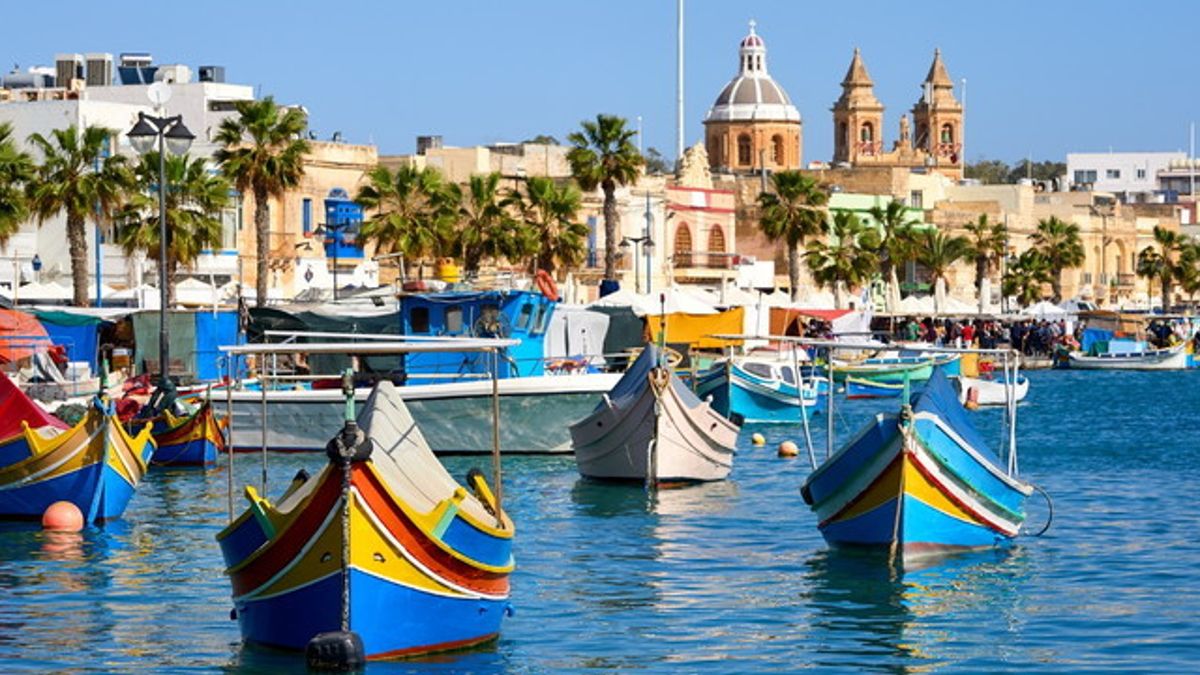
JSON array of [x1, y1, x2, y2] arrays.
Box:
[[885, 316, 1080, 357]]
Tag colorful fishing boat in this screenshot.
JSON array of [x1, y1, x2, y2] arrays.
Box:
[[831, 359, 934, 384], [956, 374, 1029, 407], [571, 344, 739, 483], [845, 376, 905, 399], [801, 368, 1032, 560], [149, 401, 226, 466], [0, 375, 154, 524], [694, 353, 828, 424], [216, 380, 514, 660]]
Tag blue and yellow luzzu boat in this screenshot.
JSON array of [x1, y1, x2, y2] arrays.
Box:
[[801, 368, 1032, 559], [217, 381, 514, 660], [150, 401, 225, 466], [694, 355, 828, 424], [0, 377, 155, 524], [845, 376, 905, 399]]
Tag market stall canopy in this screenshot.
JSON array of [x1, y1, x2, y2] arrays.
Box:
[[1020, 300, 1068, 319], [897, 294, 936, 315], [0, 308, 52, 363], [14, 281, 72, 302]]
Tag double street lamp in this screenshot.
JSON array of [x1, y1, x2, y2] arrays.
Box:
[[619, 235, 655, 294], [127, 112, 194, 388]]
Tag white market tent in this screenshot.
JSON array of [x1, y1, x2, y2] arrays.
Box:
[[1020, 300, 1069, 319]]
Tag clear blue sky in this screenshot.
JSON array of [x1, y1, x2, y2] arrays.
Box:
[[6, 1, 1198, 164]]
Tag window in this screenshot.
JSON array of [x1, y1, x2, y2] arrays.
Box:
[[445, 305, 463, 333], [219, 201, 241, 250], [860, 122, 874, 142], [515, 303, 533, 331], [1074, 170, 1098, 184], [708, 225, 726, 253], [1136, 168, 1146, 179], [529, 305, 546, 335], [839, 123, 849, 153], [302, 198, 312, 234], [409, 307, 430, 333], [737, 134, 752, 166], [742, 362, 773, 379], [1106, 169, 1121, 179], [940, 124, 954, 144], [537, 305, 553, 333], [674, 224, 693, 266], [772, 134, 785, 165], [909, 191, 924, 209], [779, 366, 795, 385]]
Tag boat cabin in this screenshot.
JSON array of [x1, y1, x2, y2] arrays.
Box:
[[400, 290, 556, 381]]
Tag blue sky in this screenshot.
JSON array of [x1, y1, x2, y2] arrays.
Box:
[[6, 1, 1198, 163]]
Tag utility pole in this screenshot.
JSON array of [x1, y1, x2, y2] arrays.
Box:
[[676, 0, 685, 163]]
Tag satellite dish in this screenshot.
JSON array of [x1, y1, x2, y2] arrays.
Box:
[[147, 81, 172, 107]]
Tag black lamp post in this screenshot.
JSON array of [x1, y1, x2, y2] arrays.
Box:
[[127, 112, 194, 387], [619, 235, 655, 294], [314, 221, 352, 301]]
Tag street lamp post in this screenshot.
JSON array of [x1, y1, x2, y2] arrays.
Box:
[[127, 111, 195, 388], [314, 221, 351, 301], [619, 234, 655, 294]]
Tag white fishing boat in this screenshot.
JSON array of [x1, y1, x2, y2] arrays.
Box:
[[956, 374, 1029, 407], [212, 372, 621, 454], [1067, 342, 1189, 370], [569, 344, 739, 484]]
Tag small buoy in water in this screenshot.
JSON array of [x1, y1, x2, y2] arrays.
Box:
[[965, 387, 980, 410], [42, 501, 83, 532], [778, 441, 799, 458], [751, 433, 766, 446]]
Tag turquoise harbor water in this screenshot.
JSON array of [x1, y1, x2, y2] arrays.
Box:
[[2, 369, 1199, 673]]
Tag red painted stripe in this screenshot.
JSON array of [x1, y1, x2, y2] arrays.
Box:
[[352, 465, 510, 597], [368, 632, 498, 660], [906, 449, 1017, 536], [229, 467, 342, 596]]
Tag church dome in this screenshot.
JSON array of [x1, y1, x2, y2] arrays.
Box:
[[705, 21, 801, 124]]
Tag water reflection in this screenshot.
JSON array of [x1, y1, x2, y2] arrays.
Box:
[[802, 546, 1029, 672]]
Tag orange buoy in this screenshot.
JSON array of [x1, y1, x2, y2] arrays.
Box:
[[42, 501, 84, 532], [778, 440, 799, 458]]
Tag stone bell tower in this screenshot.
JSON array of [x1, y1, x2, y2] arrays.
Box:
[[831, 48, 885, 165], [911, 49, 963, 178]]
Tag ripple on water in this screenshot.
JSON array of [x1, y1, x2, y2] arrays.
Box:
[[0, 370, 1198, 672]]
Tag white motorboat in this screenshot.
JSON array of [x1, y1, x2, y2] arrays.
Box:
[[956, 374, 1029, 407], [1067, 342, 1189, 371], [570, 344, 739, 484], [210, 372, 621, 454]]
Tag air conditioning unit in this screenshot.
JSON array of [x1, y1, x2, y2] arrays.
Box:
[[198, 65, 225, 83], [154, 64, 192, 84], [85, 53, 113, 86]]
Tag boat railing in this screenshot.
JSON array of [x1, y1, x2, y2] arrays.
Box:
[[218, 338, 518, 527]]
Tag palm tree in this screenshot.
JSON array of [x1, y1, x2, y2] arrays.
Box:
[[917, 229, 970, 314], [213, 97, 310, 307], [0, 122, 34, 245], [1176, 242, 1200, 310], [866, 199, 922, 310], [963, 213, 1007, 310], [116, 153, 229, 306], [27, 125, 132, 306], [355, 164, 455, 279], [514, 176, 587, 278], [1029, 216, 1085, 302], [758, 171, 829, 300], [566, 114, 643, 282], [1002, 250, 1052, 308], [1135, 225, 1186, 311], [803, 210, 880, 308], [451, 172, 520, 273]]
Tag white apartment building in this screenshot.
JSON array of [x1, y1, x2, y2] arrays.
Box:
[[1066, 151, 1184, 202]]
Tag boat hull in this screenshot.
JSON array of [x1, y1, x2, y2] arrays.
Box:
[[802, 370, 1031, 559], [956, 376, 1029, 406], [845, 377, 905, 399], [1068, 345, 1189, 370], [215, 374, 621, 454], [571, 356, 738, 483], [694, 363, 825, 424], [150, 402, 224, 466], [0, 404, 154, 524]]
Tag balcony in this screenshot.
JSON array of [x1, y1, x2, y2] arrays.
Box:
[[1115, 273, 1136, 289], [672, 251, 740, 270]]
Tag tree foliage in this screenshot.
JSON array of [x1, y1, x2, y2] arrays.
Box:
[[0, 122, 34, 245], [356, 164, 456, 276], [1030, 216, 1085, 302], [566, 114, 643, 281], [758, 171, 829, 300], [803, 210, 880, 308]]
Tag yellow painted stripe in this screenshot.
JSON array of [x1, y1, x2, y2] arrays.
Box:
[[902, 455, 979, 525], [348, 489, 462, 597], [0, 412, 103, 486]]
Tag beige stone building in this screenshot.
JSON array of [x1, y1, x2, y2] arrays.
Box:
[[380, 139, 572, 185], [704, 22, 802, 174], [236, 140, 379, 300]]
